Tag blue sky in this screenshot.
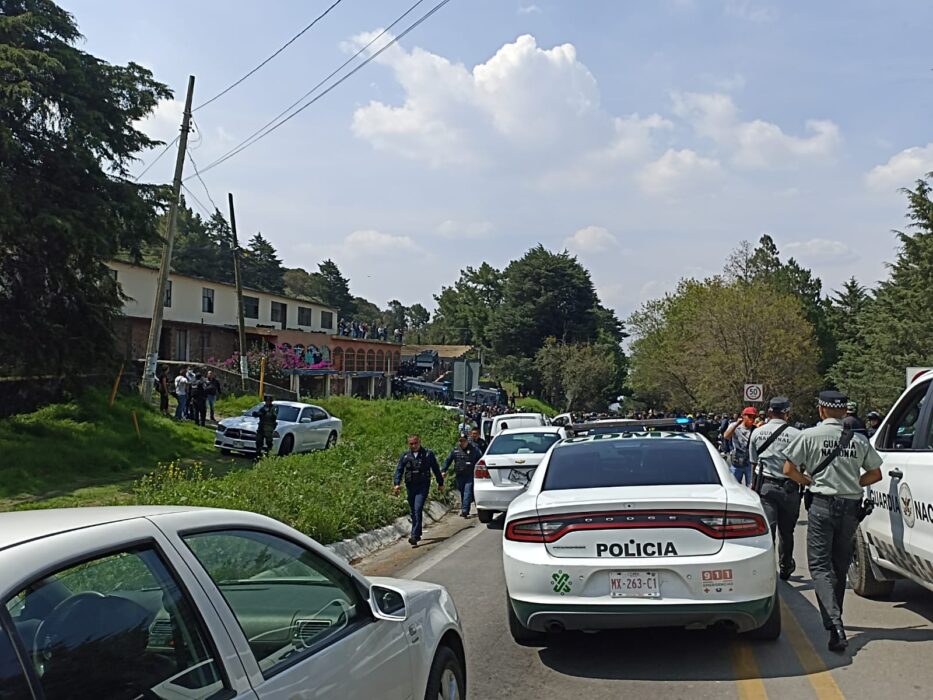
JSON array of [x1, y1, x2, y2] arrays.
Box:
[[62, 0, 933, 316]]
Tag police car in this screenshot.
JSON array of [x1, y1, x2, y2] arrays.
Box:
[[502, 430, 780, 645], [850, 369, 933, 597]]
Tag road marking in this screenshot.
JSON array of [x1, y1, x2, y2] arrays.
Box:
[[731, 641, 768, 700], [780, 599, 846, 700], [403, 522, 489, 580]]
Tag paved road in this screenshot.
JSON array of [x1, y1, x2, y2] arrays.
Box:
[[360, 514, 933, 700]]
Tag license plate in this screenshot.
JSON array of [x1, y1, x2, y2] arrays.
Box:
[[507, 468, 533, 485], [235, 440, 246, 448], [610, 570, 660, 598]]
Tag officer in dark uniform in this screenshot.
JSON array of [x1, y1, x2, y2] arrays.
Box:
[[783, 390, 883, 652], [252, 395, 277, 459], [444, 433, 483, 518], [393, 434, 444, 546], [866, 411, 882, 438], [843, 401, 868, 436], [469, 427, 488, 454], [749, 397, 801, 580]]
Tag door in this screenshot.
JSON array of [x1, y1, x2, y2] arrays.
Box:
[[310, 407, 331, 448], [178, 529, 413, 700], [297, 407, 315, 450], [174, 328, 190, 361], [901, 380, 933, 587], [868, 378, 933, 576]]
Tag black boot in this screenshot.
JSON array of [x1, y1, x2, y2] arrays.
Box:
[[779, 559, 795, 581], [828, 625, 848, 652]]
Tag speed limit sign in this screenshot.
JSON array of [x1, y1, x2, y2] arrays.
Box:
[[744, 384, 763, 402]]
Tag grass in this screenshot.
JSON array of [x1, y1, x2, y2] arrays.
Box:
[[515, 397, 559, 417], [134, 397, 460, 544]]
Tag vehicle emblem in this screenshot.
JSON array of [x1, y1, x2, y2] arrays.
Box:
[[899, 482, 916, 528], [515, 459, 525, 464], [551, 570, 572, 595]]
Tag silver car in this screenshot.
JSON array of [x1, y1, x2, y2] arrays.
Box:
[[215, 401, 342, 456], [0, 507, 466, 699]]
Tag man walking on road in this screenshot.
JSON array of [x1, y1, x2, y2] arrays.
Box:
[[749, 397, 802, 580], [393, 434, 444, 547], [723, 407, 757, 485], [783, 390, 883, 652], [252, 395, 277, 460], [173, 367, 189, 420], [444, 433, 483, 519], [469, 427, 487, 454]]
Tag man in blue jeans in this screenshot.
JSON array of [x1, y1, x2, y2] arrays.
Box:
[[443, 433, 483, 518], [393, 434, 444, 547], [723, 406, 757, 485]]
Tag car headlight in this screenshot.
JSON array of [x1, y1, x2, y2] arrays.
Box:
[[216, 425, 226, 434]]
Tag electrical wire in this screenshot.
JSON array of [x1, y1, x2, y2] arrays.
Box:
[[186, 149, 222, 215], [133, 135, 179, 182], [193, 0, 348, 112], [188, 0, 452, 179], [180, 183, 213, 219]]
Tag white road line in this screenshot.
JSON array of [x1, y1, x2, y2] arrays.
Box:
[[402, 523, 492, 580]]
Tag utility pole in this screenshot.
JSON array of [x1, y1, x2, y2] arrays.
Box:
[[141, 75, 196, 403], [228, 192, 248, 390]]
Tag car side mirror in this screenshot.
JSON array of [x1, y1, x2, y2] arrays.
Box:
[[300, 417, 313, 423], [370, 585, 408, 621]]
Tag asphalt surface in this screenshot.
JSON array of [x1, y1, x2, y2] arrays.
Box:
[[358, 510, 933, 700]]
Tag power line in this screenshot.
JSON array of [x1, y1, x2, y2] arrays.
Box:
[[180, 182, 213, 218], [186, 146, 221, 214], [133, 135, 179, 182], [189, 0, 452, 179], [193, 0, 348, 112]]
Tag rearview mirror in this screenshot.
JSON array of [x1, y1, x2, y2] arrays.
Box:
[[370, 585, 408, 621]]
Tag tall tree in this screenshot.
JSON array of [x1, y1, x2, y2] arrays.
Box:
[[241, 233, 284, 293], [283, 267, 315, 299], [312, 259, 356, 318], [431, 262, 504, 347], [171, 206, 234, 283], [407, 303, 430, 329], [0, 0, 170, 375]]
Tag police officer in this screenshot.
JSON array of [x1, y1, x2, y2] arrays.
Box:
[[723, 407, 758, 485], [469, 427, 488, 454], [783, 390, 883, 652], [843, 401, 868, 436], [252, 395, 277, 459], [444, 433, 483, 518], [749, 397, 802, 580], [393, 434, 444, 546], [866, 411, 882, 438]]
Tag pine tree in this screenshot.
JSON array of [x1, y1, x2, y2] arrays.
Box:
[[242, 233, 285, 293]]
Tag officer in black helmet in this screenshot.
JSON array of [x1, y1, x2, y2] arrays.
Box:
[[252, 394, 277, 459], [393, 434, 444, 547], [866, 411, 882, 438]]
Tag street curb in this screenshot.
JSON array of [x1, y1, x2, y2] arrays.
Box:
[[327, 500, 452, 563]]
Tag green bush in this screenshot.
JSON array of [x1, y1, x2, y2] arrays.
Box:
[[515, 397, 559, 417], [135, 397, 461, 544]]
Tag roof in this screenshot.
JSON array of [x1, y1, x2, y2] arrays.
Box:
[[0, 506, 201, 551], [400, 344, 473, 359]]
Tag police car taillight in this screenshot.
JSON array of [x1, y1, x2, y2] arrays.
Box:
[[505, 516, 566, 543], [698, 511, 768, 538], [475, 460, 490, 479]]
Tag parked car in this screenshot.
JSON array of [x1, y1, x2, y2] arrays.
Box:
[[474, 427, 568, 523], [502, 430, 779, 645], [490, 413, 549, 437], [850, 369, 933, 597], [215, 401, 342, 456], [0, 507, 467, 700]]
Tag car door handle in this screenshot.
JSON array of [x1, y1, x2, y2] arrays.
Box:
[[889, 468, 904, 479]]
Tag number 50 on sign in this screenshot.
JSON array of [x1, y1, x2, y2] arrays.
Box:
[[744, 384, 763, 402]]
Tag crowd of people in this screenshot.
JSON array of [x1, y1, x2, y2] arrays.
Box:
[[156, 365, 223, 426], [336, 319, 404, 343]]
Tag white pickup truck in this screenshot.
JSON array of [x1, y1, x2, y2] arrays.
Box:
[[849, 369, 933, 597]]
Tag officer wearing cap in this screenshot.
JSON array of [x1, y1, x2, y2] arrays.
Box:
[[782, 390, 883, 652], [443, 432, 483, 519], [843, 401, 868, 436], [866, 411, 882, 438], [749, 397, 802, 580], [723, 407, 759, 485], [393, 434, 444, 547]]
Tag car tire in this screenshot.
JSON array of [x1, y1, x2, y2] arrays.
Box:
[[507, 597, 547, 646], [849, 526, 895, 598], [744, 590, 781, 641], [278, 434, 294, 456], [423, 644, 465, 700], [325, 431, 338, 449], [477, 509, 494, 524]]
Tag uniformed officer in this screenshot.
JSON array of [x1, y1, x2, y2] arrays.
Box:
[[783, 390, 883, 652], [444, 433, 483, 518], [393, 434, 444, 547], [866, 411, 882, 438], [723, 407, 758, 485], [252, 395, 277, 459], [749, 397, 802, 580], [843, 401, 868, 436], [469, 427, 488, 454]]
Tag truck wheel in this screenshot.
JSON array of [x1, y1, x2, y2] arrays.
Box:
[[743, 589, 781, 641], [849, 526, 895, 598], [507, 597, 547, 646], [477, 510, 493, 524]]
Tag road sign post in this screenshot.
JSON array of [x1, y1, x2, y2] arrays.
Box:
[[743, 383, 763, 403]]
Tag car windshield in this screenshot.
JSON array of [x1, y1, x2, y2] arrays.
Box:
[[244, 403, 300, 423], [543, 438, 720, 490], [487, 433, 561, 455]]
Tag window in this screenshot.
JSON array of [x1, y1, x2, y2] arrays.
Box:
[[0, 623, 30, 700], [164, 280, 173, 308], [321, 311, 334, 330], [243, 295, 259, 319], [202, 288, 214, 314], [298, 306, 313, 327], [543, 438, 720, 490], [183, 530, 367, 676], [487, 433, 562, 455], [299, 407, 314, 423], [879, 380, 930, 451], [271, 301, 286, 328], [4, 546, 227, 700], [311, 408, 328, 422]]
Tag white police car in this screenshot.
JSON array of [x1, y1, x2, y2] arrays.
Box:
[[503, 431, 779, 645], [850, 369, 933, 597]]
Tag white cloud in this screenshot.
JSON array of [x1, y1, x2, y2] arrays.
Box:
[[134, 98, 184, 144], [671, 91, 841, 169], [436, 220, 494, 239], [865, 144, 933, 193], [343, 229, 421, 256], [638, 149, 722, 194], [564, 226, 618, 253], [518, 2, 541, 14], [702, 72, 746, 92], [724, 0, 777, 23], [784, 238, 858, 265]]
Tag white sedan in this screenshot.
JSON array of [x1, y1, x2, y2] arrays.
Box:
[[474, 427, 567, 523], [503, 431, 779, 645], [215, 401, 342, 456], [0, 507, 466, 700]]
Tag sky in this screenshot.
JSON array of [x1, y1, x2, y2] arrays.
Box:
[[61, 0, 933, 318]]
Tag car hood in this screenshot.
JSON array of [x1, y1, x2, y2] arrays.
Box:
[[218, 416, 260, 430]]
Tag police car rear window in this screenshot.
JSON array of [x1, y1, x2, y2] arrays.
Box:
[[487, 433, 561, 455], [543, 439, 720, 490]]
